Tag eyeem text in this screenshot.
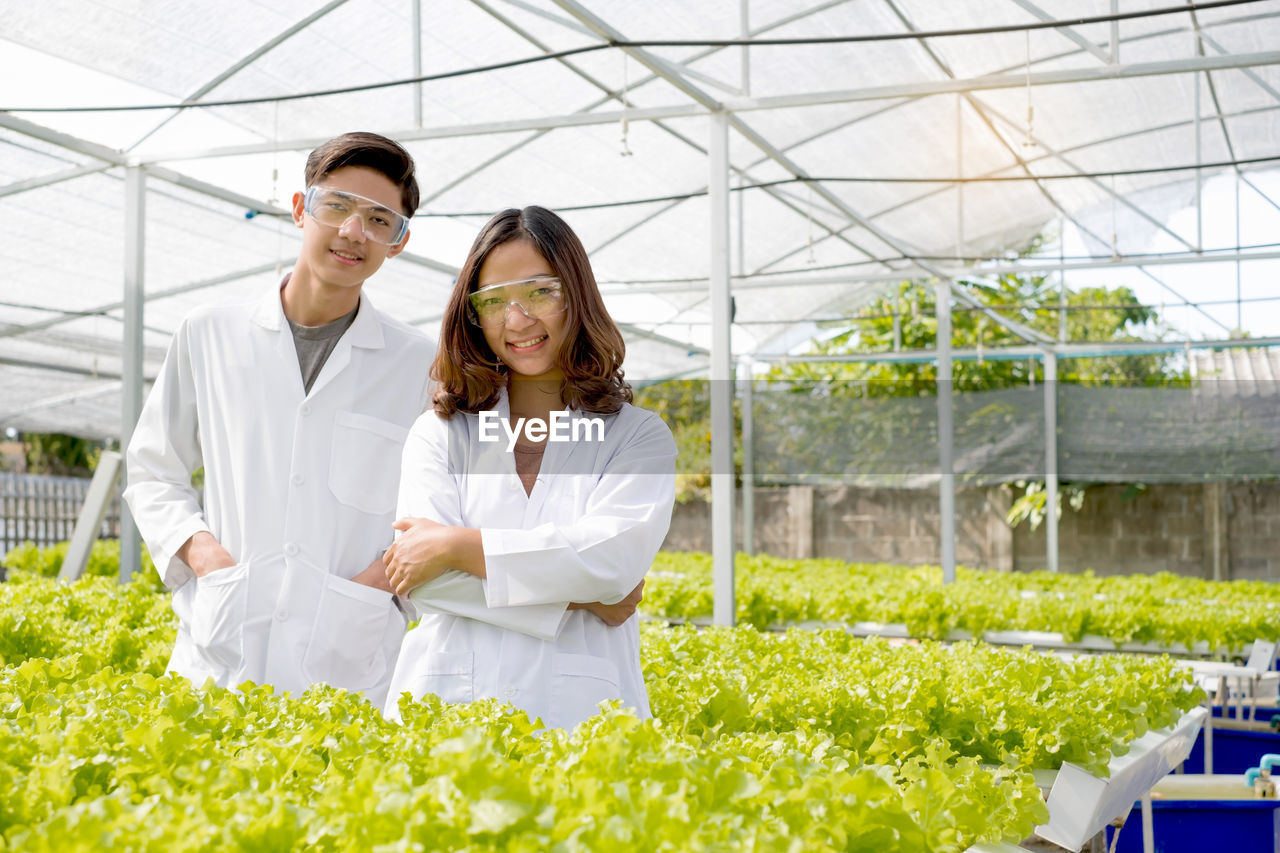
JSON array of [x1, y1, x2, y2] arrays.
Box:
[[478, 411, 605, 451]]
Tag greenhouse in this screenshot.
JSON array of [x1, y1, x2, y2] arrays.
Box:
[[3, 0, 1280, 850]]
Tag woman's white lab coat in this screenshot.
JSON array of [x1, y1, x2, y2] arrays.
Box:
[[124, 288, 435, 708], [384, 390, 677, 729]]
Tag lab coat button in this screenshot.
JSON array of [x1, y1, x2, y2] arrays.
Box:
[[275, 610, 288, 622], [508, 477, 520, 491], [291, 473, 304, 485], [502, 684, 517, 698], [299, 404, 311, 416], [284, 542, 299, 556]]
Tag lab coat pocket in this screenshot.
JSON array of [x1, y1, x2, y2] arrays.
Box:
[[302, 574, 399, 691], [408, 651, 475, 705], [189, 562, 250, 671], [329, 411, 409, 515], [551, 652, 622, 727]]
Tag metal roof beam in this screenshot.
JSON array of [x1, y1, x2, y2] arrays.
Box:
[[0, 163, 113, 199], [761, 0, 1089, 339], [552, 0, 1052, 346], [1191, 19, 1280, 215], [848, 102, 1280, 231], [587, 198, 687, 256], [732, 98, 1280, 280], [459, 0, 883, 269], [0, 355, 155, 383], [734, 8, 1280, 211], [0, 383, 121, 425], [594, 246, 1280, 294], [128, 49, 1280, 163], [1196, 29, 1280, 105], [150, 0, 857, 168], [1006, 0, 1112, 65], [668, 61, 745, 97], [1134, 266, 1233, 334], [617, 323, 710, 356], [0, 261, 282, 341], [878, 0, 1192, 344], [973, 97, 1200, 252], [126, 0, 355, 152], [549, 0, 905, 333], [728, 50, 1280, 112], [490, 0, 596, 37], [760, 335, 1280, 364]]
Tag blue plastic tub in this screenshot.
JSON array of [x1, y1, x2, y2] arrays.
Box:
[[1213, 704, 1280, 723], [1106, 799, 1280, 853], [1183, 728, 1280, 775]]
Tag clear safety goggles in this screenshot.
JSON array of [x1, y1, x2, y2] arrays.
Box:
[[467, 276, 566, 328], [303, 186, 411, 245]]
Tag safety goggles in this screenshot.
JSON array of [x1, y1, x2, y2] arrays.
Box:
[[467, 276, 566, 328], [303, 186, 411, 245]]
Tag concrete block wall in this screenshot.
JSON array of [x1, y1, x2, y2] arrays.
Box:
[[1013, 482, 1280, 580], [662, 484, 1013, 571], [662, 482, 1280, 580]]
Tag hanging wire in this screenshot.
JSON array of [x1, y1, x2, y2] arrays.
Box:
[[401, 154, 1280, 218], [1110, 174, 1119, 259], [805, 182, 817, 264], [619, 53, 634, 158], [1023, 29, 1036, 149], [1, 0, 1260, 113]]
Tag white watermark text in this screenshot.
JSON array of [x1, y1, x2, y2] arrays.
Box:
[[478, 411, 605, 451]]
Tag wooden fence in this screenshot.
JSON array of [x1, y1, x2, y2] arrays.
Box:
[[0, 473, 120, 556]]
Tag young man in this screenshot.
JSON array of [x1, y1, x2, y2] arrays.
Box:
[[125, 132, 435, 708]]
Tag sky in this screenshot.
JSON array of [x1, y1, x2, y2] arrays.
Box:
[[1061, 169, 1280, 343]]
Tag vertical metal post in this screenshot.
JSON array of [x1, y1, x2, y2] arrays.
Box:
[[942, 94, 961, 587], [736, 167, 751, 556], [120, 166, 146, 583], [1059, 216, 1068, 342], [955, 94, 964, 258], [737, 173, 746, 285], [739, 0, 750, 95], [1195, 70, 1203, 253], [1236, 170, 1242, 332], [1045, 350, 1059, 573], [412, 0, 424, 128], [1110, 0, 1120, 64], [740, 359, 754, 555], [1205, 713, 1214, 773], [936, 279, 956, 584], [710, 111, 736, 626]]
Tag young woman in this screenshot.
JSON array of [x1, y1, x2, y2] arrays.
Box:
[[381, 206, 677, 729]]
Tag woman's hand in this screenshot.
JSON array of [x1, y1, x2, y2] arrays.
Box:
[[577, 579, 645, 627], [383, 518, 456, 596], [384, 518, 487, 596]]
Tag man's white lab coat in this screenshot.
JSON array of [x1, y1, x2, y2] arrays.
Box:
[[125, 287, 434, 707], [384, 391, 677, 729]]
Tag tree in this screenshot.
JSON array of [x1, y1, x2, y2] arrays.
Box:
[[769, 275, 1181, 393], [632, 379, 740, 503], [22, 433, 106, 477], [636, 273, 1187, 509], [762, 275, 1187, 523]]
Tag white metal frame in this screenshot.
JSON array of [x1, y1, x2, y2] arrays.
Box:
[[2, 1, 1278, 603]]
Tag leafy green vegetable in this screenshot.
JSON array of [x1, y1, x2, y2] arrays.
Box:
[[643, 552, 1280, 651], [0, 555, 1209, 851]]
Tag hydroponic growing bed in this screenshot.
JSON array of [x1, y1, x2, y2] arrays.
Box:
[[0, 541, 1215, 852]]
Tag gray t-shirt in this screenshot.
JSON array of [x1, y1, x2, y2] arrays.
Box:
[[288, 304, 358, 394]]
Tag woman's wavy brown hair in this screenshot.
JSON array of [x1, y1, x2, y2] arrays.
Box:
[[432, 206, 632, 417]]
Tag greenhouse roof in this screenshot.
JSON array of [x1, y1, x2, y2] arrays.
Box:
[[3, 0, 1280, 439]]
